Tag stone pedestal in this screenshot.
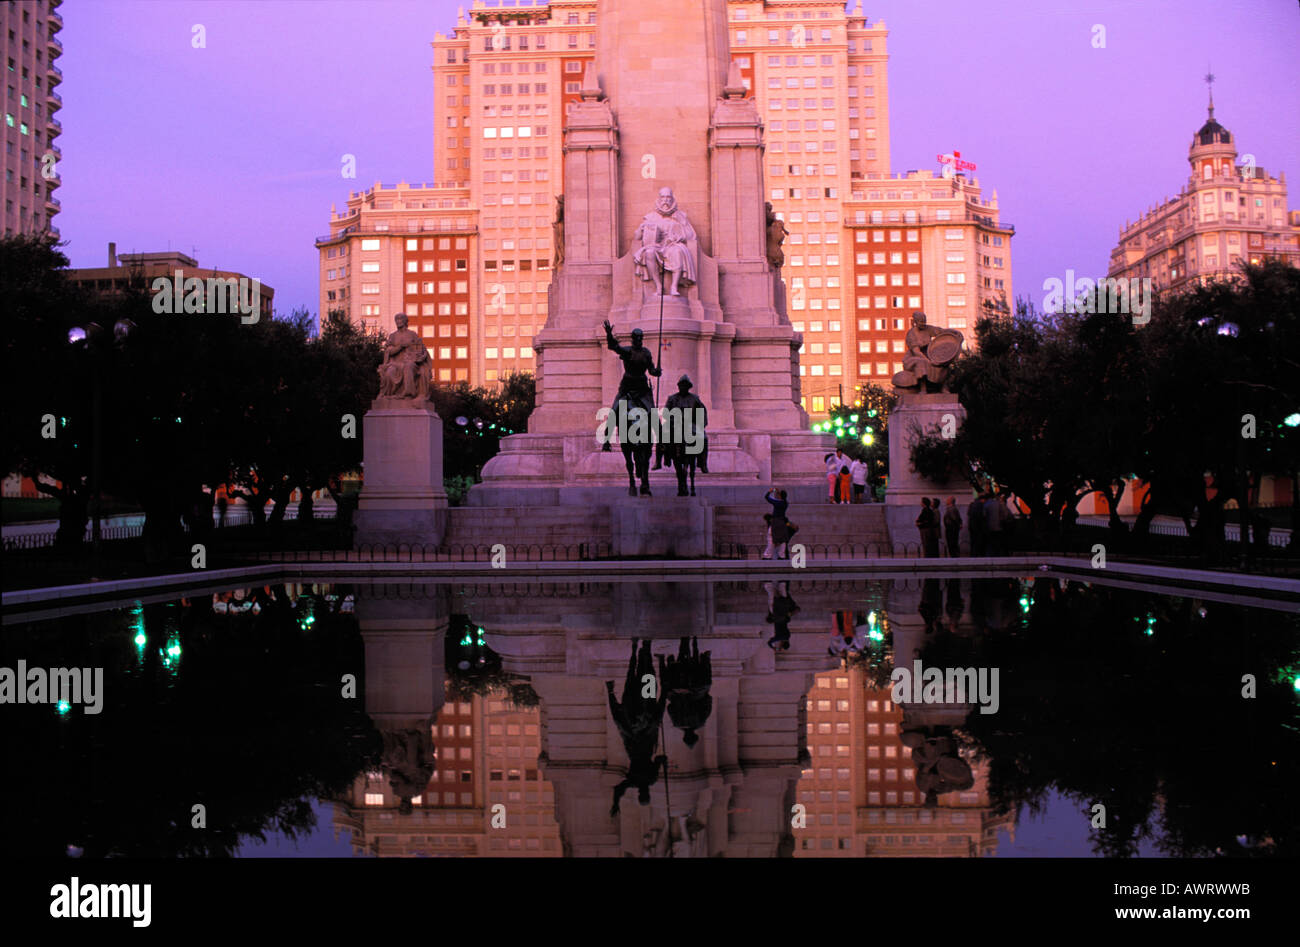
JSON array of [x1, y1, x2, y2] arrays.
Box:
[[609, 496, 711, 557], [884, 392, 968, 550], [355, 399, 449, 548]]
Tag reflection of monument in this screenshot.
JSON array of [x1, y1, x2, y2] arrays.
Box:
[[472, 0, 831, 507], [331, 578, 1018, 857], [463, 579, 824, 857]]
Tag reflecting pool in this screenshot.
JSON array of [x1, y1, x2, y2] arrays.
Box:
[[3, 575, 1296, 858]]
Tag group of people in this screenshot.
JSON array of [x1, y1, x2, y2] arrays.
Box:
[[824, 448, 875, 504], [916, 492, 1015, 557]]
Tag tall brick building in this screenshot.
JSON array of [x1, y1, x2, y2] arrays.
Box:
[[318, 0, 1013, 418]]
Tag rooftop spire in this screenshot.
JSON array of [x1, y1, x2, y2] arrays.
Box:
[[1204, 67, 1215, 119]]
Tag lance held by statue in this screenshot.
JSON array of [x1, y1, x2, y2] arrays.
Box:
[[601, 320, 661, 496]]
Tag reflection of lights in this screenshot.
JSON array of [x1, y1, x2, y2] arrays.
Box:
[[1018, 596, 1030, 612], [1284, 413, 1300, 428], [56, 700, 71, 715]]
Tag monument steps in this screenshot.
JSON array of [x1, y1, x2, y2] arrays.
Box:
[[714, 503, 891, 554]]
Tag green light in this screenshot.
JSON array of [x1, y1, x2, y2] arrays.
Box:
[[56, 700, 71, 715], [1285, 413, 1300, 428], [134, 632, 147, 647], [1293, 676, 1300, 692], [849, 414, 859, 423], [1018, 596, 1030, 612]]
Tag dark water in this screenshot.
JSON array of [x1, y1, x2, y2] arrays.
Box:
[[2, 576, 1296, 858]]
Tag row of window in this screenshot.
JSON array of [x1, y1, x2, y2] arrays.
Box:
[[783, 254, 842, 267], [404, 280, 469, 294], [772, 165, 842, 178], [481, 169, 549, 182], [771, 187, 840, 200], [857, 273, 923, 287], [480, 147, 549, 160]]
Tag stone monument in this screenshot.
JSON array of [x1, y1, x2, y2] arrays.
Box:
[[470, 0, 831, 512], [884, 312, 968, 551], [354, 313, 449, 547]]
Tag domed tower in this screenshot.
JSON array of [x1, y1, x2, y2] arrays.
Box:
[[1188, 71, 1237, 183]]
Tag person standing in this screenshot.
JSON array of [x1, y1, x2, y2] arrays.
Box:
[[968, 493, 988, 556], [985, 492, 1005, 556], [996, 494, 1014, 554], [837, 452, 853, 505], [765, 487, 791, 560], [824, 453, 839, 504], [943, 497, 962, 557], [850, 457, 869, 504], [916, 498, 939, 557]]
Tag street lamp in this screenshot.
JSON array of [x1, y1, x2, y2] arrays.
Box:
[[68, 318, 135, 579]]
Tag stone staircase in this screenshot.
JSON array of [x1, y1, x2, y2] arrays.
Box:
[[714, 502, 892, 557]]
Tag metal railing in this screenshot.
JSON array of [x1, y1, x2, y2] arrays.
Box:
[[254, 541, 612, 563]]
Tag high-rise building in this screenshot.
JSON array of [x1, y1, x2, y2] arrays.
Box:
[[1, 0, 63, 237], [321, 0, 1013, 417], [316, 182, 479, 383], [1108, 87, 1300, 292]]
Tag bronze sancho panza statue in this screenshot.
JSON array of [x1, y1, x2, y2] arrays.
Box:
[[892, 311, 963, 393]]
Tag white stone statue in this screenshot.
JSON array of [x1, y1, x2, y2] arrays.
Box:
[[634, 187, 698, 296]]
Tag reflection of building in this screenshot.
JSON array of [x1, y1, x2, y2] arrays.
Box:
[[1, 0, 62, 238], [333, 690, 562, 857], [339, 578, 1019, 857], [793, 580, 1014, 856]]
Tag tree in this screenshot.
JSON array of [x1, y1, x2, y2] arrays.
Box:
[[430, 371, 536, 485]]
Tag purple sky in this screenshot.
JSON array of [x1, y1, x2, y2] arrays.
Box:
[[56, 0, 1299, 320]]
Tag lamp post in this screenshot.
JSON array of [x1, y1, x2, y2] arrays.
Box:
[[68, 319, 135, 579]]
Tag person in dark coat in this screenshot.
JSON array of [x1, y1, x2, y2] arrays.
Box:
[[968, 493, 988, 557], [943, 497, 962, 557], [764, 487, 791, 559], [765, 581, 800, 650], [659, 637, 712, 747], [916, 498, 939, 558], [606, 638, 667, 815]]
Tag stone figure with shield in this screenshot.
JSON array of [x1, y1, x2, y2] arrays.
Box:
[[892, 311, 964, 393]]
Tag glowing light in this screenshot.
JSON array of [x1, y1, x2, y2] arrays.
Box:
[[1284, 413, 1300, 428], [849, 414, 859, 423], [56, 700, 71, 715], [862, 433, 874, 445]]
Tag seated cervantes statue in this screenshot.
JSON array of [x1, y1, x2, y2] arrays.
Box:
[[892, 311, 964, 393], [634, 187, 698, 297], [377, 312, 432, 402]]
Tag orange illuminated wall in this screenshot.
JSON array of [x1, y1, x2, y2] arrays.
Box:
[[404, 233, 473, 383]]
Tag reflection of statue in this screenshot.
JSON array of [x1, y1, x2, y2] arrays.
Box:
[[658, 637, 713, 746], [901, 726, 974, 808], [634, 187, 698, 296], [892, 311, 963, 393], [551, 195, 565, 268], [378, 313, 432, 401], [765, 202, 788, 268], [381, 726, 435, 815], [606, 639, 668, 816]]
